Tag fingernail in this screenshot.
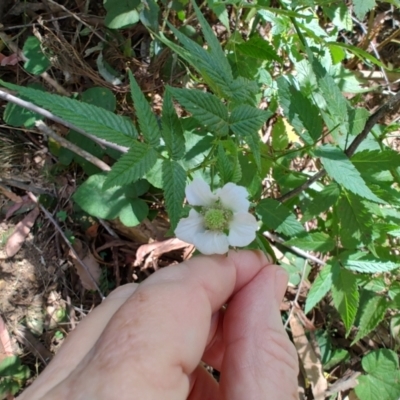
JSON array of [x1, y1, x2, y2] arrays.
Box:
[[275, 268, 288, 303]]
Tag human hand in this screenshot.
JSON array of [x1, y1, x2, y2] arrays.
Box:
[[18, 250, 298, 400]]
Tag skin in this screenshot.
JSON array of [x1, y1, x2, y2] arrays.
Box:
[[18, 250, 299, 400]]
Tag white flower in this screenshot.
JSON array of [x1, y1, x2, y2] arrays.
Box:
[[175, 178, 258, 255]]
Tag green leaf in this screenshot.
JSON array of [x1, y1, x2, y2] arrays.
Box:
[[162, 160, 186, 229], [236, 36, 281, 62], [161, 88, 185, 160], [81, 87, 116, 111], [352, 296, 388, 344], [73, 174, 149, 226], [315, 145, 384, 203], [104, 142, 158, 188], [191, 0, 231, 72], [355, 349, 400, 400], [119, 198, 149, 227], [104, 0, 140, 29], [337, 192, 372, 248], [0, 80, 138, 147], [169, 87, 229, 136], [229, 105, 270, 169], [129, 71, 161, 146], [276, 77, 322, 143], [341, 252, 399, 273], [328, 41, 385, 69], [229, 105, 270, 137], [301, 183, 341, 222], [284, 232, 335, 253], [163, 24, 233, 99], [0, 356, 21, 377], [352, 149, 400, 173], [271, 117, 289, 151], [305, 262, 334, 314], [139, 0, 159, 31], [217, 143, 232, 184], [332, 267, 359, 333], [22, 36, 51, 75], [353, 0, 376, 20], [256, 199, 305, 237], [311, 59, 348, 138]]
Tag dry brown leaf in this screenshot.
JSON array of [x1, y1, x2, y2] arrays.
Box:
[[5, 207, 40, 258], [289, 310, 328, 400], [69, 239, 101, 291], [134, 238, 193, 268]]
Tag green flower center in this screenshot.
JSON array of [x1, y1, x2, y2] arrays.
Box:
[[203, 207, 233, 231]]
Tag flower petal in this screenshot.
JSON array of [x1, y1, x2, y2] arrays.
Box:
[[193, 231, 229, 255], [186, 178, 217, 206], [228, 212, 258, 247], [216, 183, 250, 212], [175, 210, 205, 244]]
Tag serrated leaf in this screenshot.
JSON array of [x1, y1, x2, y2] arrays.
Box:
[[332, 267, 359, 333], [129, 71, 161, 146], [162, 160, 186, 229], [230, 105, 270, 136], [81, 87, 116, 111], [164, 24, 234, 99], [0, 80, 138, 147], [191, 0, 230, 69], [276, 77, 322, 143], [104, 142, 158, 188], [301, 183, 341, 222], [341, 252, 399, 273], [353, 0, 376, 20], [22, 36, 51, 75], [217, 143, 232, 184], [305, 262, 334, 314], [311, 59, 349, 138], [236, 36, 282, 62], [256, 198, 305, 237], [355, 349, 400, 400], [271, 117, 289, 150], [337, 192, 372, 248], [169, 87, 229, 136], [285, 232, 335, 253], [348, 107, 370, 138], [352, 296, 388, 344], [352, 149, 400, 173], [162, 89, 185, 160], [315, 144, 384, 203]]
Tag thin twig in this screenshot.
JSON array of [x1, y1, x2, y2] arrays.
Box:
[[0, 89, 129, 153], [0, 178, 51, 195], [0, 31, 69, 96], [35, 121, 111, 171], [278, 91, 400, 202], [27, 192, 105, 300], [284, 259, 309, 329], [45, 0, 106, 43], [263, 231, 326, 266]]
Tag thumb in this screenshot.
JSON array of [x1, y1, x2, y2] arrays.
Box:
[[220, 265, 299, 400]]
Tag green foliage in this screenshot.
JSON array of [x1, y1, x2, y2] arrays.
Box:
[[332, 266, 359, 333], [355, 349, 400, 400], [0, 356, 30, 397], [3, 1, 400, 392], [104, 0, 140, 29], [162, 160, 186, 229], [22, 36, 51, 75], [73, 174, 149, 226], [304, 262, 333, 314]]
